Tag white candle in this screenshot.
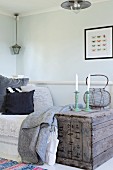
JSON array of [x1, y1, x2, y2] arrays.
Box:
[[76, 74, 78, 91], [87, 74, 90, 91]]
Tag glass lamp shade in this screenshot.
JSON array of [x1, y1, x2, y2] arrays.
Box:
[[12, 44, 21, 54]]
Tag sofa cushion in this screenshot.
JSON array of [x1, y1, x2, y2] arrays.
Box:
[[21, 85, 53, 114], [2, 90, 34, 115], [0, 75, 29, 112]]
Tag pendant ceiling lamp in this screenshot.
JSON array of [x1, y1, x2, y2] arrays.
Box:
[[12, 14, 21, 54], [61, 0, 91, 13]]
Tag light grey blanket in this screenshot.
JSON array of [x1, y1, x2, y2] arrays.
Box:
[[18, 104, 83, 164], [18, 106, 62, 164]]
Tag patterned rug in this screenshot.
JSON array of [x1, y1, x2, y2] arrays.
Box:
[[0, 158, 47, 170]]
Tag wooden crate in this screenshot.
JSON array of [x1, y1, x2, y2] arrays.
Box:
[[55, 109, 113, 170]]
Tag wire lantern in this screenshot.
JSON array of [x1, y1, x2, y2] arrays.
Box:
[[84, 74, 111, 109]]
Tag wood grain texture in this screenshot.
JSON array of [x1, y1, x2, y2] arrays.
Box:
[[82, 122, 92, 162], [71, 119, 83, 161], [55, 109, 113, 170], [57, 116, 71, 159], [93, 146, 113, 169], [93, 134, 113, 157], [56, 157, 92, 170], [93, 123, 113, 143], [92, 119, 113, 130]]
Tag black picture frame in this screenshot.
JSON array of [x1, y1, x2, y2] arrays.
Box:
[[84, 26, 113, 60]]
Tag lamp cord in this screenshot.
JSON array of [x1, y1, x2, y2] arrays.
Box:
[[16, 15, 17, 44]]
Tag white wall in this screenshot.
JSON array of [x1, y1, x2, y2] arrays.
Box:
[[0, 15, 16, 77], [17, 1, 113, 81], [16, 1, 113, 106]]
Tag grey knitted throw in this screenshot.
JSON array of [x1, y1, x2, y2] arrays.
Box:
[[18, 105, 76, 164], [18, 106, 63, 164]]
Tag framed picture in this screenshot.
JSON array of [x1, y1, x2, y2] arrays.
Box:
[[84, 26, 113, 60]]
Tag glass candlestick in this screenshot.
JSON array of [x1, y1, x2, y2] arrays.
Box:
[[84, 91, 91, 112], [74, 91, 81, 112]]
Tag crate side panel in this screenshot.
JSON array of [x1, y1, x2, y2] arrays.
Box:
[[71, 119, 83, 161], [56, 116, 72, 159], [93, 146, 113, 169]]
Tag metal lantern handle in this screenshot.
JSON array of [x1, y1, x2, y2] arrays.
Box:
[[86, 74, 109, 89]]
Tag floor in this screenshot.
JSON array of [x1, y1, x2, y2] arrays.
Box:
[[38, 157, 113, 170]]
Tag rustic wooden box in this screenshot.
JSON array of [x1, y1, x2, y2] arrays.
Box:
[[55, 109, 113, 170]]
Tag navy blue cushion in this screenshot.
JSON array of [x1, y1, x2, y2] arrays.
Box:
[[2, 90, 34, 115], [0, 75, 29, 111]]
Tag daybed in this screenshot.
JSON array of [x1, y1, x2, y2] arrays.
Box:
[[0, 75, 54, 162], [0, 114, 27, 161]]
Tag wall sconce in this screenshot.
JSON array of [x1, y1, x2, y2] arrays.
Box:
[[12, 14, 21, 54]]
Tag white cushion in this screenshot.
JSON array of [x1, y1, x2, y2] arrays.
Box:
[[21, 84, 53, 114]]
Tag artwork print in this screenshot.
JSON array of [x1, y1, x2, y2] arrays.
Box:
[[85, 26, 113, 60]]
